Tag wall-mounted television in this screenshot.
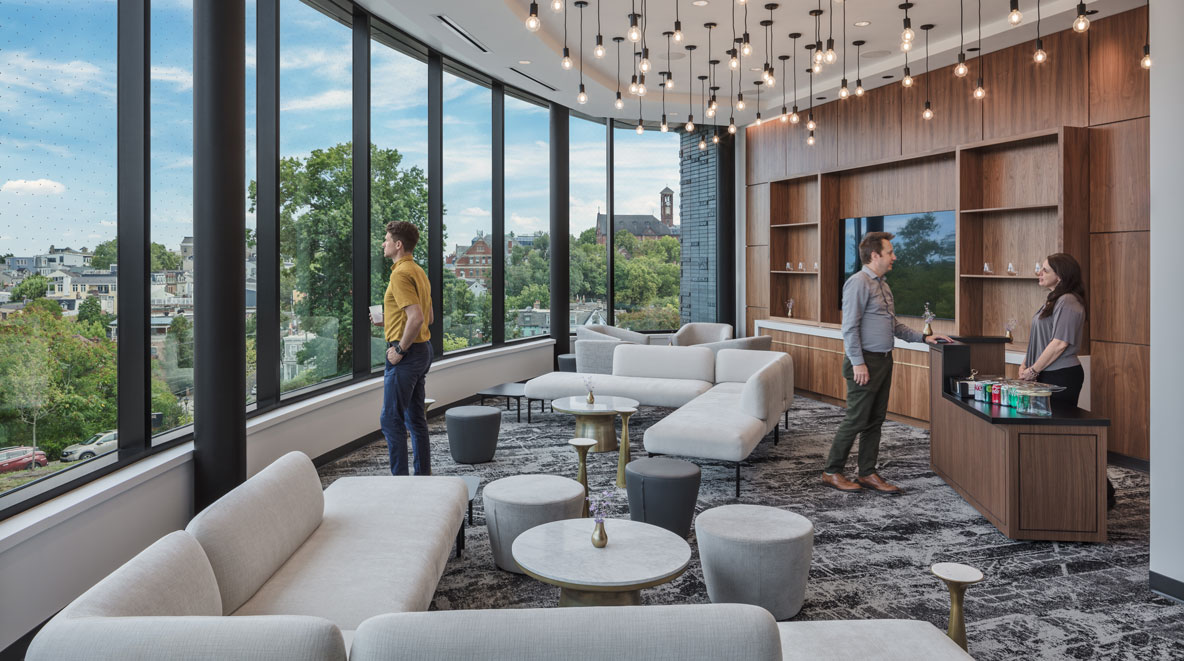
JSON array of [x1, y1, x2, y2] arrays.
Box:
[[839, 211, 956, 320]]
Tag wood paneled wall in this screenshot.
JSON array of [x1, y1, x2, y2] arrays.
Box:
[[744, 8, 1151, 460]]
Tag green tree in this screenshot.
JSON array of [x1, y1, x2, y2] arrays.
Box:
[[25, 297, 62, 318], [12, 274, 50, 302], [77, 297, 106, 326], [166, 315, 194, 369], [151, 243, 181, 271], [0, 331, 54, 467], [90, 239, 118, 270]]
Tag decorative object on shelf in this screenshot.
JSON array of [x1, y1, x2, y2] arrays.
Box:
[[1034, 261, 1042, 276], [785, 298, 795, 318], [813, 261, 819, 272], [797, 262, 804, 271], [921, 302, 935, 337], [569, 437, 598, 517], [983, 262, 993, 275], [588, 489, 615, 548], [931, 562, 985, 652], [1005, 318, 1017, 343], [1006, 262, 1017, 276], [785, 261, 793, 271], [582, 375, 595, 404]]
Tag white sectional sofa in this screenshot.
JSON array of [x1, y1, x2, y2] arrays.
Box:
[[525, 345, 793, 495], [27, 451, 467, 661]]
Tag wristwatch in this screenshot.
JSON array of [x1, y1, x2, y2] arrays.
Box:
[[389, 342, 406, 355]]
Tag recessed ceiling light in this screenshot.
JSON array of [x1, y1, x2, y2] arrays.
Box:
[[692, 0, 709, 6], [518, 60, 531, 65], [854, 20, 871, 27]]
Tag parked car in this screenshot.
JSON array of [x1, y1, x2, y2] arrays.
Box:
[[0, 447, 49, 473], [60, 431, 118, 462]]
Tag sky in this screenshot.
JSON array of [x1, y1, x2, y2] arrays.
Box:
[[0, 0, 681, 259]]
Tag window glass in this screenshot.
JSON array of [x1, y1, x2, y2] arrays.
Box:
[[245, 1, 259, 404], [369, 34, 428, 367], [504, 95, 550, 340], [0, 0, 118, 495], [568, 116, 607, 333], [278, 0, 353, 393], [612, 126, 681, 331], [441, 71, 492, 352]]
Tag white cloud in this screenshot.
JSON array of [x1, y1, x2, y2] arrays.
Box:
[[281, 89, 351, 112], [3, 140, 72, 158], [280, 47, 351, 80], [510, 212, 545, 232], [0, 51, 114, 99], [162, 156, 194, 171], [99, 220, 117, 227], [1, 178, 66, 195], [460, 207, 491, 217], [87, 233, 102, 239], [151, 66, 193, 92]]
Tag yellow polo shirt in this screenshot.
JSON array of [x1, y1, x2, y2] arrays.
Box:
[[384, 256, 432, 344]]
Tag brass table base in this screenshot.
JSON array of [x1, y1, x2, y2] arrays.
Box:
[[558, 587, 641, 607], [573, 414, 618, 452]]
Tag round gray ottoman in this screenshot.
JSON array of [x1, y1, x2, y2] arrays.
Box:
[[625, 457, 701, 538], [483, 474, 585, 573], [696, 504, 814, 620], [557, 353, 577, 372], [445, 405, 501, 464]]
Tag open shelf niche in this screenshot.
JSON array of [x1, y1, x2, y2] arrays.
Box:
[[768, 175, 821, 322], [955, 127, 1090, 353]]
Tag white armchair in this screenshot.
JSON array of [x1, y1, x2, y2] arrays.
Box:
[[671, 322, 734, 347]]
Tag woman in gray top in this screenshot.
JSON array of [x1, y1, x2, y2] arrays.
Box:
[[1019, 252, 1087, 405]]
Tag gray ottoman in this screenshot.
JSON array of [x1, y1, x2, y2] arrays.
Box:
[[625, 457, 701, 538], [445, 406, 501, 464], [696, 504, 814, 620], [483, 474, 585, 573], [557, 353, 577, 372]]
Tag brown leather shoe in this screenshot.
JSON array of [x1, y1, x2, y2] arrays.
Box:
[[821, 472, 863, 492], [857, 473, 902, 495]]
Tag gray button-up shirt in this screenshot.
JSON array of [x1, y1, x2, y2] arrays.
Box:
[[842, 265, 925, 365]]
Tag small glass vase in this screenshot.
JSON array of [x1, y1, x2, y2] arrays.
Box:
[[591, 520, 608, 548], [586, 390, 595, 405]]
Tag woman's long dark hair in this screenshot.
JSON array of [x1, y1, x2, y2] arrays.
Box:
[[1040, 253, 1087, 319]]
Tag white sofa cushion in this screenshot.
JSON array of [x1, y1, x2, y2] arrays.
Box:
[[232, 475, 466, 627], [186, 451, 325, 615], [777, 620, 973, 660], [740, 361, 783, 425], [613, 344, 715, 382], [644, 384, 768, 462], [716, 348, 784, 383], [523, 371, 711, 408], [350, 604, 782, 661], [574, 338, 620, 374]]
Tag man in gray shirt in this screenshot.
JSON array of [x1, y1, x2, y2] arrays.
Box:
[[823, 231, 951, 494]]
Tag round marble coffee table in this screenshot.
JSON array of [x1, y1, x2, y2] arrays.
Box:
[[551, 396, 640, 453], [512, 518, 691, 607]]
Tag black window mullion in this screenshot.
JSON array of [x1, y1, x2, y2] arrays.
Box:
[[548, 104, 570, 358], [492, 83, 505, 345], [352, 9, 371, 374], [605, 121, 615, 327], [427, 51, 444, 358], [116, 0, 150, 461], [255, 0, 280, 406]]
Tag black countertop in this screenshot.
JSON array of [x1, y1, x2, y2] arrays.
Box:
[[942, 393, 1110, 426]]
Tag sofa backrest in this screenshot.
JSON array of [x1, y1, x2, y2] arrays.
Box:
[[185, 451, 325, 615], [349, 604, 782, 661], [581, 324, 649, 344], [612, 344, 715, 383], [740, 361, 784, 423], [715, 348, 784, 384], [574, 338, 619, 374]]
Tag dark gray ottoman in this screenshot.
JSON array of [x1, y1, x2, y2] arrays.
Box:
[[445, 406, 501, 463], [625, 457, 701, 538], [557, 353, 577, 372]]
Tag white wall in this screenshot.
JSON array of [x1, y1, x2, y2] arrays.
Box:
[[1149, 0, 1184, 596], [0, 339, 554, 650]]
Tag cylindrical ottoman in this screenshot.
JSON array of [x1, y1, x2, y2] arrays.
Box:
[[696, 504, 814, 620], [445, 405, 501, 464], [483, 475, 585, 573], [557, 353, 577, 372], [625, 457, 701, 538]]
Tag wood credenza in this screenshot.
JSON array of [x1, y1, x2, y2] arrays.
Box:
[[929, 340, 1109, 543]]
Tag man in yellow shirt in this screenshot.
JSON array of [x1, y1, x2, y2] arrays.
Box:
[[370, 220, 434, 476]]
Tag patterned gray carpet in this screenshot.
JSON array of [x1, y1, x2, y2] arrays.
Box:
[[318, 395, 1183, 660]]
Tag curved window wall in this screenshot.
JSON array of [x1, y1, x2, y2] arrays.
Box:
[[504, 94, 550, 340], [569, 115, 608, 332]]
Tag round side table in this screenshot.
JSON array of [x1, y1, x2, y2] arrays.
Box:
[[931, 562, 985, 652], [615, 407, 637, 488], [569, 438, 597, 518]]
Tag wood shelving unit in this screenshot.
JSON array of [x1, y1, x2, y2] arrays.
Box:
[[768, 175, 821, 324], [955, 127, 1090, 353]]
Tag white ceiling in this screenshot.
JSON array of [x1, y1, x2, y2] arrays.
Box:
[[360, 0, 1143, 126]]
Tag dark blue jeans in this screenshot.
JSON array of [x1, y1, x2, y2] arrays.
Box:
[[381, 341, 433, 476]]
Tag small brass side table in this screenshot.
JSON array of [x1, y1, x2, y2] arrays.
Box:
[[615, 407, 637, 488], [931, 562, 985, 652], [569, 438, 597, 518]]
